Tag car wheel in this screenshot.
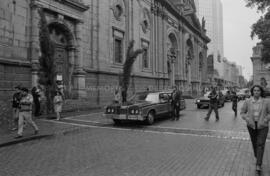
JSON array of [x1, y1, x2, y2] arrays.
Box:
[[113, 119, 122, 125], [146, 111, 155, 125], [197, 105, 201, 109]]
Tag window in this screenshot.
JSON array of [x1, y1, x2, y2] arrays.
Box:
[[141, 40, 150, 69], [114, 38, 123, 63], [143, 48, 149, 68]]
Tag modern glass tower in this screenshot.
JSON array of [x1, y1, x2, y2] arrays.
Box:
[[195, 0, 224, 79]]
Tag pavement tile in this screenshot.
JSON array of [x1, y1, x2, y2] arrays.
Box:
[[1, 126, 269, 176]]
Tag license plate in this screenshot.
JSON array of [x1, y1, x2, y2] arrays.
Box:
[[128, 115, 138, 120], [116, 114, 127, 119]]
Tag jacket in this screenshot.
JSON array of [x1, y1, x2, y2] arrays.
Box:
[[208, 91, 218, 104], [19, 94, 33, 112], [240, 97, 270, 129]]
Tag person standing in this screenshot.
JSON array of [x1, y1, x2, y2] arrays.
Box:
[[204, 87, 219, 121], [15, 87, 39, 138], [54, 91, 63, 121], [11, 85, 22, 130], [231, 91, 238, 117], [37, 85, 45, 115], [31, 87, 40, 117], [240, 85, 270, 173], [171, 86, 181, 121]]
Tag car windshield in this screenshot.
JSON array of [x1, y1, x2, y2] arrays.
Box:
[[145, 93, 159, 103], [204, 91, 211, 97]]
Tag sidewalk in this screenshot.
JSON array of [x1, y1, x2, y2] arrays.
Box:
[[0, 107, 103, 148]]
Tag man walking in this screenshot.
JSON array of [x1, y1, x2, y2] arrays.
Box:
[[15, 87, 39, 138], [204, 87, 219, 121], [171, 86, 181, 121]]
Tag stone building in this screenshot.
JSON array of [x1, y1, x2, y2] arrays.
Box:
[[251, 43, 270, 90], [0, 0, 210, 108]]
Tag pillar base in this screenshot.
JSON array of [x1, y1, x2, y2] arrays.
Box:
[[72, 72, 86, 99], [31, 71, 39, 88]]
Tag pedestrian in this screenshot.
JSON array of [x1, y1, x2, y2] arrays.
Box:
[[15, 87, 39, 138], [204, 87, 219, 121], [31, 86, 41, 117], [171, 86, 181, 121], [240, 85, 270, 173], [56, 80, 65, 100], [10, 85, 22, 130], [54, 91, 63, 121], [37, 85, 46, 115], [231, 91, 238, 117]]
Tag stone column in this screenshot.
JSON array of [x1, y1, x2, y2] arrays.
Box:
[[30, 2, 40, 87], [73, 21, 86, 98], [168, 48, 176, 87]]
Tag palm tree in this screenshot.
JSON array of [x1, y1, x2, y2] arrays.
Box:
[[121, 40, 143, 103], [38, 9, 57, 113]]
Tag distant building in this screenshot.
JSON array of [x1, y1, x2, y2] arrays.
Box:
[[251, 43, 270, 90], [222, 57, 241, 87], [194, 0, 224, 78]]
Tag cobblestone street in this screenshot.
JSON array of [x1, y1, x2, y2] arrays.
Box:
[[0, 100, 270, 176]]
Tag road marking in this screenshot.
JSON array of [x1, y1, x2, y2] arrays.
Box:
[[65, 112, 103, 120], [41, 119, 254, 141], [61, 117, 248, 135]]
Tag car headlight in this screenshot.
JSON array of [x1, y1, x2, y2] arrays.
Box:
[[111, 109, 114, 113], [135, 110, 139, 114], [107, 108, 111, 113], [197, 100, 200, 103], [131, 109, 134, 114]]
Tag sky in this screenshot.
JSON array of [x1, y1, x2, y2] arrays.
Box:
[[221, 0, 262, 80]]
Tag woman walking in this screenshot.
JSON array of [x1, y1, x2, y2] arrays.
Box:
[[240, 85, 270, 173], [54, 91, 63, 121], [231, 91, 238, 117]]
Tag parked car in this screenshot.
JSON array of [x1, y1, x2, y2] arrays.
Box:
[[195, 91, 225, 109], [103, 90, 186, 125], [236, 90, 246, 100]]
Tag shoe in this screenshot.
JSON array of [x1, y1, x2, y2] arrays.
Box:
[[11, 127, 18, 131], [14, 135, 23, 139], [216, 118, 219, 122], [204, 117, 209, 121], [34, 130, 39, 135], [256, 165, 262, 172]]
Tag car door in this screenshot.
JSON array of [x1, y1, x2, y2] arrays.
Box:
[[158, 93, 171, 116], [180, 97, 185, 110]]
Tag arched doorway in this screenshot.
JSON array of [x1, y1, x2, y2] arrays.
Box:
[[48, 22, 75, 98]]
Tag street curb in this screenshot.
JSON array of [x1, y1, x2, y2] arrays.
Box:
[[0, 134, 53, 148]]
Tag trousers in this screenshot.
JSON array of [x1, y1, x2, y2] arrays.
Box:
[[18, 111, 39, 136], [247, 123, 269, 166], [206, 103, 219, 120]]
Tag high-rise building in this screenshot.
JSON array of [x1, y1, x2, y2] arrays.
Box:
[[195, 0, 224, 78]]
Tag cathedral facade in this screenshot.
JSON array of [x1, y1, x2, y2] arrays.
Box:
[[0, 0, 209, 106]]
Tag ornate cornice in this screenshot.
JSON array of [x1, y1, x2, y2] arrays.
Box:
[[31, 0, 89, 12], [54, 0, 89, 12], [151, 3, 167, 19]]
